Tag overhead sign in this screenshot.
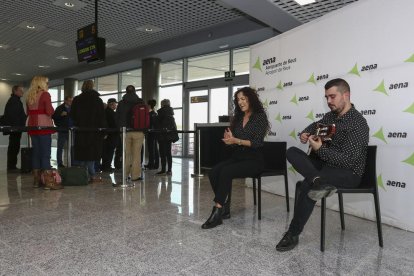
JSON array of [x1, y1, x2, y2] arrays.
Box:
[[191, 95, 208, 103], [224, 70, 235, 81], [77, 23, 97, 40]]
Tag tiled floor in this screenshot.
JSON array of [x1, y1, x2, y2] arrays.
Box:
[[0, 148, 413, 275]]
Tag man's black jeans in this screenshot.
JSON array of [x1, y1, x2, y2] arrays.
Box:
[[286, 147, 361, 235]]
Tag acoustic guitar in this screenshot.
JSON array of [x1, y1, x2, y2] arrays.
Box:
[[307, 123, 336, 154]]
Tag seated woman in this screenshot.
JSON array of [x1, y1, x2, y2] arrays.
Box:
[[202, 87, 270, 229]]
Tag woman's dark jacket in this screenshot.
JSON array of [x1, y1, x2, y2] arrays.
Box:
[[155, 106, 177, 142], [70, 89, 106, 161]]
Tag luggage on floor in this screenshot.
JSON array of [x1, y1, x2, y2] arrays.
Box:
[[20, 147, 33, 173], [41, 169, 63, 190], [59, 166, 89, 186]]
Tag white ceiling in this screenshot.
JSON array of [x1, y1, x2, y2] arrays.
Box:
[[0, 0, 358, 85]]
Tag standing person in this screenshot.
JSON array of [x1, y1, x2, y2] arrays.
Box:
[[155, 99, 178, 176], [116, 85, 145, 181], [3, 85, 26, 172], [276, 78, 369, 252], [70, 80, 106, 183], [144, 99, 159, 170], [52, 96, 73, 168], [201, 87, 269, 229], [26, 76, 60, 189], [101, 98, 119, 172]]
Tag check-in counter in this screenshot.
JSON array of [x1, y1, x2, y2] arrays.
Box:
[[194, 123, 232, 171]]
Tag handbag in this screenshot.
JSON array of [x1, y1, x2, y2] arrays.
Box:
[[41, 169, 64, 190]]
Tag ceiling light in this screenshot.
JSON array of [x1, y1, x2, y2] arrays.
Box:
[[26, 25, 35, 29], [136, 25, 163, 33], [56, 56, 69, 60], [294, 0, 316, 5], [13, 73, 24, 76], [1, 78, 8, 81], [53, 0, 86, 11], [38, 65, 50, 68], [219, 44, 229, 49], [0, 44, 10, 50]]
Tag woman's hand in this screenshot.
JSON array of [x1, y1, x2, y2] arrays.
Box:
[[222, 136, 238, 145], [223, 127, 233, 139]]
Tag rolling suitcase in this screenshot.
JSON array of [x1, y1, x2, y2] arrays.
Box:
[[20, 147, 32, 173]]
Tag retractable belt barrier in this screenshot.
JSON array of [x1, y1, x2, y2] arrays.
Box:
[[0, 126, 200, 185]]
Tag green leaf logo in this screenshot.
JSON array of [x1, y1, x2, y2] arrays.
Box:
[[402, 153, 414, 167], [373, 80, 388, 96], [275, 112, 282, 123], [306, 110, 315, 121], [263, 99, 269, 108], [289, 129, 297, 140], [377, 174, 385, 190], [290, 94, 298, 105], [288, 165, 297, 175], [307, 73, 316, 85], [348, 63, 360, 76], [276, 80, 283, 90], [253, 57, 262, 72], [372, 127, 387, 144], [404, 54, 414, 62], [403, 102, 414, 114]]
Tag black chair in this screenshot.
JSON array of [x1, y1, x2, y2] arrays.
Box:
[[252, 141, 289, 219], [295, 145, 383, 251]]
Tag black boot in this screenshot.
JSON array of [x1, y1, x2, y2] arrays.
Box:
[[222, 200, 231, 219], [201, 206, 223, 229]]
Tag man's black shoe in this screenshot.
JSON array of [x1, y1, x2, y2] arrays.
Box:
[[308, 185, 336, 201], [276, 232, 299, 252], [201, 206, 223, 229]]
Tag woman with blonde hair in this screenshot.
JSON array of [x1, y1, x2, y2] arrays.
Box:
[[26, 75, 61, 189]]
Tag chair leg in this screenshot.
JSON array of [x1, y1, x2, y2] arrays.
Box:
[[373, 191, 384, 247], [294, 182, 301, 215], [284, 174, 290, 212], [338, 193, 345, 230], [321, 197, 326, 252], [252, 178, 257, 206], [258, 177, 262, 220]]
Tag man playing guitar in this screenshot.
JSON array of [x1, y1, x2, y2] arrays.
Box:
[[276, 78, 369, 252]]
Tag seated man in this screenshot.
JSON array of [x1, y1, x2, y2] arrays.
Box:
[[276, 78, 369, 252]]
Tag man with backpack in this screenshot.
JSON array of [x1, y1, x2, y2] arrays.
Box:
[[116, 85, 147, 181]]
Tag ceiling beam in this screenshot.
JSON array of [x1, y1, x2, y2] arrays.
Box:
[[218, 0, 301, 33]]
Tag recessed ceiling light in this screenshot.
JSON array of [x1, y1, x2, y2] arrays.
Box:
[[53, 0, 86, 11], [17, 21, 46, 31], [294, 0, 315, 5], [136, 25, 163, 33], [26, 25, 36, 29], [56, 56, 69, 60], [13, 73, 24, 76], [1, 78, 8, 81], [219, 44, 229, 49], [38, 65, 50, 68], [0, 44, 10, 50], [105, 42, 117, 48]]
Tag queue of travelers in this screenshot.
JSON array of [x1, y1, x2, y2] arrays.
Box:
[[1, 76, 175, 187]]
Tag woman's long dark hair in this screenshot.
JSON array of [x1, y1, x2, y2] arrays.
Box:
[[230, 87, 270, 131]]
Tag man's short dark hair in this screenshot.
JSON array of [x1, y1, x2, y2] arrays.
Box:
[[324, 78, 350, 94], [12, 85, 21, 94], [64, 95, 73, 101], [126, 85, 135, 93], [147, 99, 156, 109]]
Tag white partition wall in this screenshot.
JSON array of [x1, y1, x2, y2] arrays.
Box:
[[249, 0, 414, 231]]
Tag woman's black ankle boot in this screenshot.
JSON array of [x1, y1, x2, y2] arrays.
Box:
[[201, 206, 223, 229], [222, 200, 231, 219]]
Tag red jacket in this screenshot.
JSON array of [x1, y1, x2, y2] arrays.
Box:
[[26, 91, 55, 135]]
